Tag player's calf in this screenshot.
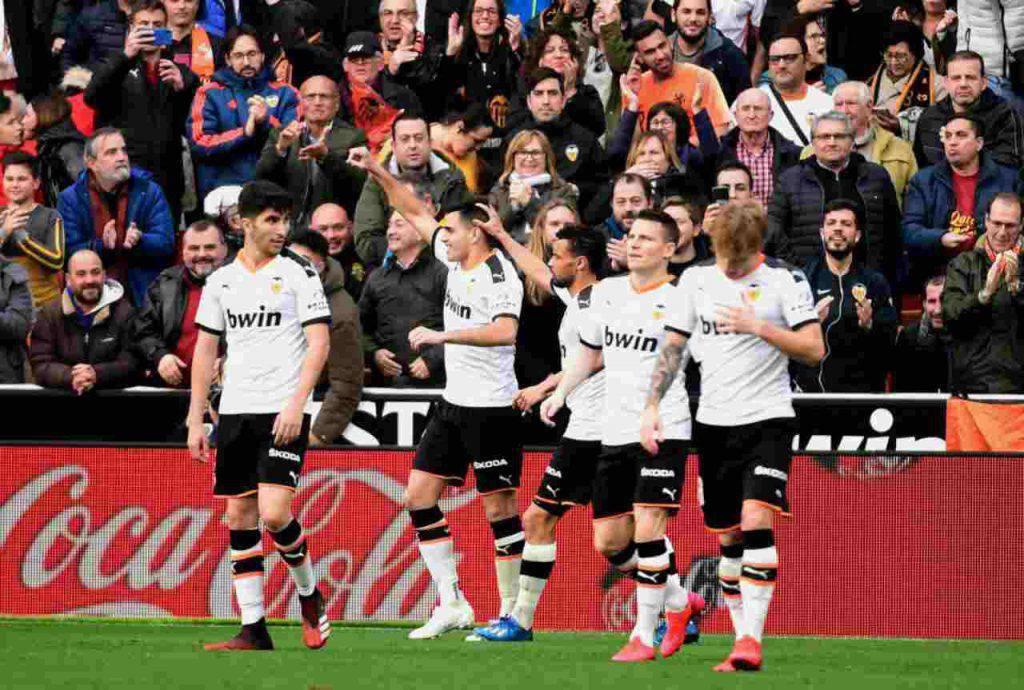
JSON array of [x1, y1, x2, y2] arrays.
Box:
[[270, 518, 329, 649], [204, 528, 273, 651]]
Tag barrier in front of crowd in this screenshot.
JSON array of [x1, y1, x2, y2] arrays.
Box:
[[1, 445, 1021, 639]]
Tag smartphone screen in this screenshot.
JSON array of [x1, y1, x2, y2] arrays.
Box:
[[711, 185, 730, 204], [152, 28, 173, 46]]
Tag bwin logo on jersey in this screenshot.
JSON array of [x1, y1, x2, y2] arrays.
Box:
[[226, 306, 282, 329], [445, 292, 471, 319], [640, 468, 675, 478], [474, 458, 509, 470], [604, 327, 658, 352]]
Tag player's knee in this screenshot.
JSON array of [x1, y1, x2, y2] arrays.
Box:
[[740, 501, 774, 530], [225, 499, 258, 530], [481, 491, 517, 522], [523, 505, 557, 541], [402, 486, 434, 512], [592, 529, 626, 558], [259, 505, 292, 533]]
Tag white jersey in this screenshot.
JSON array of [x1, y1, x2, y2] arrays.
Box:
[[433, 229, 523, 407], [552, 282, 604, 442], [195, 250, 331, 415], [579, 275, 691, 446], [759, 83, 834, 146], [668, 257, 818, 426]]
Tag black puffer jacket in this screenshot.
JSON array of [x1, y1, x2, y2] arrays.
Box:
[[767, 154, 903, 289], [131, 265, 191, 368], [914, 90, 1024, 170], [62, 0, 128, 72], [36, 119, 86, 208], [941, 241, 1024, 394]]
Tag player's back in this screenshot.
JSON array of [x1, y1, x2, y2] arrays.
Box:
[[674, 257, 817, 426], [582, 275, 690, 446]]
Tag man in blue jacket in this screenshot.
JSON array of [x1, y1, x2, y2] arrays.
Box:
[[794, 198, 898, 393], [58, 128, 175, 308], [187, 25, 300, 200], [902, 115, 1024, 290]]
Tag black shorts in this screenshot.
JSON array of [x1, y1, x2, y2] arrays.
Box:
[[592, 440, 688, 520], [533, 438, 602, 516], [214, 413, 312, 497], [413, 400, 523, 494], [695, 418, 794, 531]]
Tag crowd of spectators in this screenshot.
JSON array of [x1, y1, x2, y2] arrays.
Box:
[[1, 0, 1024, 426]]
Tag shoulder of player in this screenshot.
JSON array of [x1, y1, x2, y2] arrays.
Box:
[[762, 256, 810, 286], [482, 252, 519, 286], [204, 261, 240, 288], [279, 247, 320, 279]]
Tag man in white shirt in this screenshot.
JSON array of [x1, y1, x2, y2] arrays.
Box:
[[759, 33, 833, 147]]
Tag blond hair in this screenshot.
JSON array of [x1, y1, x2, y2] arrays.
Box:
[[710, 201, 766, 262]]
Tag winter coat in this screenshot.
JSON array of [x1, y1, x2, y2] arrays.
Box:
[[914, 90, 1024, 170], [508, 83, 608, 140], [676, 26, 751, 105], [955, 0, 1024, 80], [85, 53, 199, 205], [62, 0, 128, 73], [792, 255, 898, 393], [767, 154, 904, 289], [312, 258, 364, 443], [942, 240, 1024, 393], [893, 317, 952, 392], [901, 153, 1023, 285], [187, 65, 301, 199], [35, 119, 86, 207], [800, 126, 918, 203], [30, 279, 139, 389], [489, 176, 579, 242], [58, 168, 176, 307], [607, 108, 721, 190], [0, 260, 34, 383], [358, 244, 447, 387], [353, 152, 473, 267], [131, 264, 192, 368], [255, 117, 368, 224]]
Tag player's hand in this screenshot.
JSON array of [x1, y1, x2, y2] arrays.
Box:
[[374, 348, 403, 377], [409, 357, 431, 380], [272, 403, 304, 446], [716, 304, 761, 336], [514, 383, 548, 412], [157, 353, 187, 386], [639, 405, 663, 455], [471, 203, 506, 239], [187, 422, 210, 462], [814, 295, 834, 322], [855, 297, 873, 331], [102, 219, 118, 250], [940, 231, 974, 250], [159, 59, 185, 91], [409, 326, 445, 351], [123, 222, 142, 249], [538, 392, 564, 427]]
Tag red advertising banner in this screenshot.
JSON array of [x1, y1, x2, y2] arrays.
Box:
[[0, 446, 1021, 639]]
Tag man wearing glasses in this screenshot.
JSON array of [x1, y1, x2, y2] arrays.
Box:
[[767, 111, 903, 290], [187, 25, 300, 201], [758, 32, 833, 147]]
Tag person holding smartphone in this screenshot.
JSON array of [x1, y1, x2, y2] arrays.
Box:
[[85, 0, 199, 226], [702, 160, 754, 240]]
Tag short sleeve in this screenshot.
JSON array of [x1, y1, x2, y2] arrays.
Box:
[[782, 268, 818, 330], [751, 0, 766, 26], [488, 271, 524, 321], [297, 267, 332, 327], [578, 284, 604, 349], [194, 279, 225, 335], [665, 279, 696, 337]]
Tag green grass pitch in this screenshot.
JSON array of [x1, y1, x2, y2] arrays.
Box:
[[1, 619, 1021, 689]]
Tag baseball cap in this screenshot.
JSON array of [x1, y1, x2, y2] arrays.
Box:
[[344, 32, 381, 57]]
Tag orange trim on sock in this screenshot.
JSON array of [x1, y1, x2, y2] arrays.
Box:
[[232, 572, 263, 580], [417, 536, 454, 546], [744, 562, 778, 569], [496, 554, 523, 561], [231, 550, 263, 561], [740, 577, 777, 587]]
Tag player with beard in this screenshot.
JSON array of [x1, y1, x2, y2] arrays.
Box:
[[187, 181, 332, 652], [641, 200, 824, 672], [346, 146, 527, 640], [540, 209, 704, 662]]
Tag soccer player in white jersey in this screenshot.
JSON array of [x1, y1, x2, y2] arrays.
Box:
[[641, 201, 824, 672], [467, 219, 621, 642], [347, 142, 526, 640], [540, 210, 704, 662], [186, 181, 332, 651]]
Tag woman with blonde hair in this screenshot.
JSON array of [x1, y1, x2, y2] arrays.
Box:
[[489, 129, 578, 242]]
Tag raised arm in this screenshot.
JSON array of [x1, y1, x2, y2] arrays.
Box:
[[474, 204, 554, 295], [346, 147, 438, 245]]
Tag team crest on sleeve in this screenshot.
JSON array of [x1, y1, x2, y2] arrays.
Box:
[[565, 144, 579, 162]]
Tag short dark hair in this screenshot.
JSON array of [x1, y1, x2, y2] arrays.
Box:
[[183, 218, 226, 244], [770, 29, 808, 57], [646, 101, 691, 146], [823, 198, 864, 229], [716, 159, 753, 186], [883, 21, 925, 62], [924, 273, 946, 293], [237, 180, 293, 219], [661, 195, 704, 226], [631, 19, 665, 44], [452, 199, 500, 248], [635, 208, 680, 245], [555, 225, 608, 278], [986, 192, 1023, 219], [439, 102, 493, 131], [224, 24, 264, 57], [526, 67, 564, 94], [613, 172, 651, 200], [391, 111, 430, 140], [2, 152, 39, 178], [947, 50, 986, 76], [128, 0, 167, 20], [945, 113, 985, 139], [289, 228, 330, 259]]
